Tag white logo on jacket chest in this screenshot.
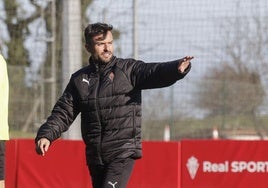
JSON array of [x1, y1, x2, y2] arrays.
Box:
[[82, 78, 90, 85], [108, 181, 118, 188]]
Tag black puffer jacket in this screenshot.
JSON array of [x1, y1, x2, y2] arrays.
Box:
[[35, 56, 191, 165]]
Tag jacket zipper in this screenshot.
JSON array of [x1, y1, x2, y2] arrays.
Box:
[[95, 74, 104, 165]]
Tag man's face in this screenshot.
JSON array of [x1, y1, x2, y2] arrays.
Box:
[[88, 31, 114, 63]]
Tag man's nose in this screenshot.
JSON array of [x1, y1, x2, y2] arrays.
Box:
[[103, 44, 110, 51]]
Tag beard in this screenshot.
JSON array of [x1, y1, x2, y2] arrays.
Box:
[[94, 51, 113, 63]]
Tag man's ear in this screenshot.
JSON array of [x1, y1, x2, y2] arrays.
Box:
[[85, 44, 92, 53]]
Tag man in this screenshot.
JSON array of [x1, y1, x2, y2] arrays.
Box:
[[0, 54, 9, 188], [35, 22, 193, 188]]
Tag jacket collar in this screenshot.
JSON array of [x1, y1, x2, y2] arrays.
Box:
[[88, 56, 116, 73]]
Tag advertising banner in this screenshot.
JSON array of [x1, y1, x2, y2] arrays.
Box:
[[129, 141, 181, 188], [181, 140, 268, 188], [6, 140, 181, 188], [6, 139, 91, 188], [7, 139, 268, 187]]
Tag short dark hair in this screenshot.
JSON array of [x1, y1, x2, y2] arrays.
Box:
[[84, 22, 113, 45]]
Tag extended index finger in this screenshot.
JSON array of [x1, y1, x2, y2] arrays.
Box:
[[184, 56, 194, 61]]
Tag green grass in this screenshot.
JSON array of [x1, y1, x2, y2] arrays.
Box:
[[9, 114, 268, 140], [10, 130, 35, 139]]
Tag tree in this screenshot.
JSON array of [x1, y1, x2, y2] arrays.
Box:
[[2, 0, 95, 132], [197, 64, 264, 117], [195, 2, 267, 135], [4, 0, 35, 65]]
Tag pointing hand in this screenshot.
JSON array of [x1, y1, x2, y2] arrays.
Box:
[[178, 56, 194, 73]]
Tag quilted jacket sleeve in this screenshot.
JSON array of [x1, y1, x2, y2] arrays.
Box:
[[35, 77, 80, 143], [131, 58, 191, 90]]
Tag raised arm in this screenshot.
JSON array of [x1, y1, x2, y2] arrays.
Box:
[[131, 56, 193, 90]]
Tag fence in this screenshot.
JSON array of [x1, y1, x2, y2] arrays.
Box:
[[1, 0, 268, 140]]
